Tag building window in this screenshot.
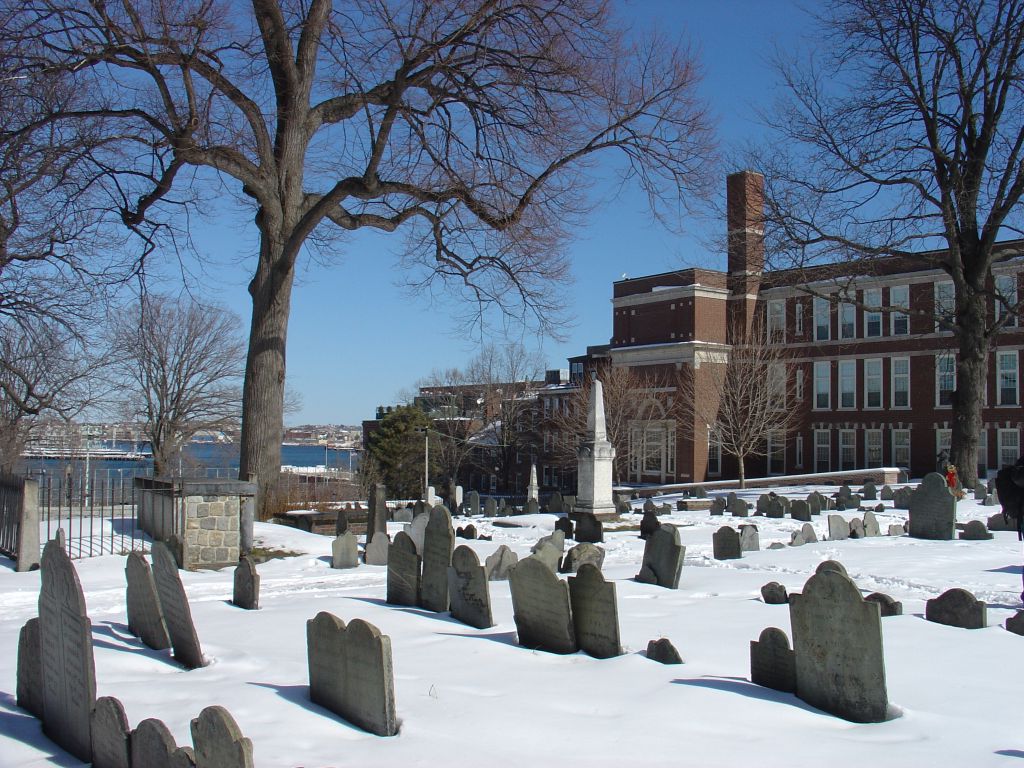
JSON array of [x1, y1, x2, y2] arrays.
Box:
[[864, 358, 883, 408], [795, 435, 804, 468], [996, 274, 1017, 328], [865, 429, 883, 468], [769, 363, 787, 408], [707, 430, 721, 477], [936, 429, 952, 464], [936, 353, 956, 406], [570, 361, 584, 382], [630, 421, 676, 481], [839, 302, 855, 340], [998, 350, 1019, 406], [814, 297, 830, 341], [814, 361, 831, 409], [892, 357, 910, 408], [890, 285, 909, 335], [838, 359, 856, 409], [999, 428, 1020, 468], [795, 368, 804, 400], [892, 429, 911, 468], [542, 465, 551, 486], [814, 429, 831, 472], [795, 303, 804, 334], [629, 426, 641, 477], [768, 430, 785, 475], [839, 429, 856, 470], [935, 282, 955, 331], [767, 299, 785, 341], [863, 288, 882, 337]]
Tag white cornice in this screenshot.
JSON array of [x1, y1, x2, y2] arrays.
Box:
[[610, 341, 730, 367], [612, 285, 729, 308]]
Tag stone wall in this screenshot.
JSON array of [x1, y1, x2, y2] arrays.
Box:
[[182, 494, 240, 569]]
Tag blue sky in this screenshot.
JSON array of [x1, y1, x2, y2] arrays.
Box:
[[160, 1, 813, 426]]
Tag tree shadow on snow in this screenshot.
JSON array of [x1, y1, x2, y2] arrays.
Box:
[[0, 691, 80, 766], [671, 676, 821, 714]]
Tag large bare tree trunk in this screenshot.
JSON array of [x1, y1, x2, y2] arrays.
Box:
[[951, 284, 989, 489]]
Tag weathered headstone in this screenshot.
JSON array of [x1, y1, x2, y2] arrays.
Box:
[[760, 582, 789, 604], [692, 485, 708, 498], [331, 531, 360, 569], [392, 507, 413, 524], [827, 514, 850, 541], [636, 524, 684, 588], [887, 523, 906, 536], [559, 542, 605, 574], [800, 522, 817, 543], [908, 473, 957, 540], [862, 511, 881, 538], [448, 545, 493, 629], [386, 531, 421, 606], [456, 524, 478, 540], [880, 484, 894, 501], [750, 627, 796, 693], [789, 529, 807, 547], [38, 536, 97, 761], [509, 557, 576, 654], [530, 542, 561, 573], [484, 545, 519, 581], [849, 517, 865, 539], [984, 493, 998, 506], [865, 592, 903, 617], [710, 497, 727, 515], [132, 718, 189, 768], [306, 612, 398, 736], [712, 526, 742, 560], [739, 524, 759, 552], [547, 491, 564, 513], [405, 513, 429, 555], [789, 568, 889, 723], [988, 512, 1016, 531], [816, 559, 848, 576], [646, 638, 683, 664], [790, 499, 811, 522], [861, 481, 877, 501], [525, 498, 540, 515], [640, 509, 661, 540], [16, 618, 42, 718], [756, 494, 771, 515], [643, 498, 657, 514], [728, 492, 748, 517], [91, 696, 132, 768], [766, 498, 785, 519], [467, 490, 481, 516], [554, 516, 574, 539], [483, 497, 497, 517], [191, 705, 253, 768], [125, 551, 171, 650], [574, 514, 604, 543], [925, 588, 986, 629], [806, 492, 823, 516], [365, 531, 390, 565], [334, 507, 349, 536], [533, 529, 565, 554], [1006, 611, 1024, 636], [958, 520, 993, 540], [366, 483, 389, 541], [893, 486, 914, 510], [150, 541, 205, 670], [232, 556, 260, 610], [568, 564, 621, 659], [837, 484, 852, 499]]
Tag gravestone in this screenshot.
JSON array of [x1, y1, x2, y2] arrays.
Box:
[[533, 529, 565, 554], [865, 592, 903, 617], [712, 526, 742, 560], [392, 507, 413, 524], [646, 638, 683, 664], [862, 511, 881, 538], [636, 524, 684, 588], [574, 514, 604, 543], [926, 588, 986, 629], [861, 481, 877, 501], [548, 491, 564, 513], [984, 493, 998, 506], [1006, 611, 1024, 636], [988, 513, 1015, 531], [893, 486, 913, 510], [132, 718, 190, 768], [958, 520, 993, 540], [837, 484, 852, 499], [692, 485, 708, 498], [827, 514, 850, 541], [483, 497, 497, 517], [640, 509, 661, 540], [616, 497, 632, 515], [191, 705, 253, 768], [888, 523, 906, 536], [405, 513, 429, 555], [386, 531, 421, 607], [750, 627, 796, 693], [709, 497, 726, 515], [232, 556, 260, 610], [509, 557, 576, 654], [365, 532, 390, 565], [367, 483, 389, 541], [334, 507, 348, 536], [456, 524, 478, 540], [413, 500, 428, 518], [789, 529, 807, 547], [643, 498, 657, 514], [38, 536, 97, 761], [766, 498, 785, 519], [554, 516, 574, 539], [761, 582, 788, 604], [530, 542, 561, 573], [880, 484, 894, 501], [756, 494, 771, 515], [849, 517, 865, 539], [816, 559, 848, 576], [331, 531, 360, 569], [800, 522, 817, 543], [525, 498, 540, 515], [125, 551, 171, 650], [307, 612, 398, 736], [789, 568, 889, 723], [974, 481, 987, 499], [806, 492, 823, 516], [790, 499, 811, 522], [568, 564, 621, 659], [727, 492, 748, 517], [739, 524, 759, 552], [17, 618, 42, 718], [484, 545, 519, 581], [768, 542, 786, 550], [467, 490, 481, 516], [559, 543, 605, 574], [448, 545, 493, 629], [908, 473, 957, 540], [849, 494, 862, 509], [91, 696, 132, 768], [150, 541, 206, 670]]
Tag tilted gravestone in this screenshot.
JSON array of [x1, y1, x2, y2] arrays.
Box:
[[712, 526, 742, 560], [420, 506, 454, 612], [126, 551, 171, 650], [739, 524, 759, 552], [484, 545, 519, 581], [568, 564, 621, 659], [38, 536, 97, 762], [307, 612, 398, 736], [91, 696, 132, 768], [646, 638, 683, 664], [559, 543, 605, 574], [151, 541, 206, 670], [554, 516, 575, 539], [862, 511, 881, 537], [191, 705, 254, 768], [483, 497, 497, 517], [790, 499, 811, 522], [750, 627, 796, 693], [789, 529, 807, 547], [760, 582, 788, 604], [232, 556, 260, 610], [789, 568, 889, 723], [386, 531, 421, 606], [509, 556, 577, 654], [533, 530, 565, 554], [959, 520, 993, 540], [365, 532, 390, 565], [448, 545, 493, 629], [467, 490, 481, 516], [861, 481, 877, 501], [727, 492, 748, 517], [636, 524, 684, 588], [987, 513, 1015, 532], [709, 497, 726, 516], [800, 523, 817, 543], [530, 542, 561, 573], [331, 531, 360, 569], [132, 718, 192, 768], [908, 473, 957, 540], [640, 509, 661, 540], [925, 588, 986, 629], [574, 514, 604, 543], [865, 592, 903, 617], [827, 514, 850, 541], [17, 618, 42, 718]]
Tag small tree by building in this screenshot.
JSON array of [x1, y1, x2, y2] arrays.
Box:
[[364, 405, 438, 499]]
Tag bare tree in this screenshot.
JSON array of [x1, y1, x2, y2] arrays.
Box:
[[109, 295, 245, 477], [750, 0, 1024, 486], [11, 0, 714, 515], [678, 320, 801, 487], [415, 366, 478, 502]]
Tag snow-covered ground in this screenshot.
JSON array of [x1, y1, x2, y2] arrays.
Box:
[[3, 485, 1024, 767]]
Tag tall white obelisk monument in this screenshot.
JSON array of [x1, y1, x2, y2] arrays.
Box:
[[575, 378, 617, 520]]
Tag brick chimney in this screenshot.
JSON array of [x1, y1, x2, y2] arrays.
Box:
[[726, 170, 765, 344]]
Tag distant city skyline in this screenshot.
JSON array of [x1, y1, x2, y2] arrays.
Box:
[[143, 1, 813, 425]]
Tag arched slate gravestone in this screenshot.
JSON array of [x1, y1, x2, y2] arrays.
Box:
[[958, 520, 993, 540], [862, 511, 881, 537], [386, 531, 421, 607], [640, 509, 661, 540], [908, 473, 956, 539], [331, 531, 360, 569], [760, 582, 788, 604], [559, 543, 605, 574], [636, 524, 684, 588], [827, 514, 849, 541], [150, 541, 206, 670], [727, 492, 748, 517], [530, 542, 561, 573], [509, 556, 577, 654], [789, 568, 889, 723], [232, 556, 260, 610], [712, 526, 742, 560], [574, 514, 604, 543], [132, 718, 188, 768], [568, 564, 621, 659], [91, 696, 131, 768], [365, 532, 390, 565], [420, 506, 454, 612], [646, 637, 683, 664], [484, 545, 518, 581], [739, 524, 759, 552], [709, 497, 726, 515], [532, 530, 565, 554], [790, 500, 811, 522], [17, 617, 42, 718], [38, 536, 97, 762], [126, 552, 171, 649], [925, 588, 987, 629], [865, 592, 903, 617], [750, 627, 796, 693], [554, 516, 574, 539], [467, 490, 481, 516], [448, 545, 493, 629], [815, 559, 848, 576], [191, 705, 254, 768], [366, 483, 389, 542], [849, 517, 865, 539]]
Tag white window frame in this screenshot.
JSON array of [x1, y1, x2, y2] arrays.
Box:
[[767, 299, 785, 341], [769, 362, 787, 409], [999, 428, 1020, 468], [814, 297, 830, 341], [996, 274, 1017, 328], [864, 358, 883, 409], [936, 429, 952, 462], [706, 430, 721, 477], [936, 352, 956, 407], [998, 350, 1019, 406], [814, 361, 831, 410], [839, 429, 856, 471], [863, 288, 882, 337], [838, 359, 856, 409], [935, 282, 955, 332], [891, 356, 910, 409], [768, 430, 786, 475], [839, 302, 856, 340], [892, 429, 911, 468], [865, 429, 883, 468], [795, 368, 804, 400], [890, 285, 910, 335], [814, 429, 831, 472]]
